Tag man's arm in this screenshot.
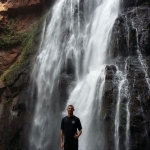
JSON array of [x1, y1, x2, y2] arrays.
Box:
[[78, 129, 82, 137], [74, 117, 82, 139], [74, 129, 82, 139], [60, 130, 64, 149]]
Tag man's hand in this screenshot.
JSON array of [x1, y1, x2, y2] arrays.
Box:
[[74, 130, 82, 139], [60, 130, 64, 149], [61, 142, 64, 149], [74, 133, 79, 139]]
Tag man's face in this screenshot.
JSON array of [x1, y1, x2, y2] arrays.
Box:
[[67, 106, 74, 114]]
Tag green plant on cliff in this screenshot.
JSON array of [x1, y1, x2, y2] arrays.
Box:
[[0, 34, 23, 49], [0, 15, 46, 85], [19, 14, 46, 64], [0, 18, 21, 49]]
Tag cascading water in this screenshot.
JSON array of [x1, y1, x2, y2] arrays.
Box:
[[29, 0, 120, 150], [114, 60, 130, 150]]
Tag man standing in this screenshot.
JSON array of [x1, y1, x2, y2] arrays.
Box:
[[60, 105, 82, 150]]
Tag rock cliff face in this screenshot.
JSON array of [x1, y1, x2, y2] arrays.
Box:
[[0, 0, 54, 149], [101, 0, 150, 149], [121, 0, 149, 8]]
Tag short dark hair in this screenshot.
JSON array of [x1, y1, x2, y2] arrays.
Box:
[[68, 105, 74, 109]]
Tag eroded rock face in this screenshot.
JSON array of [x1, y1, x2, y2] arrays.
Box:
[[0, 0, 46, 23], [121, 0, 149, 8], [110, 6, 150, 58], [104, 1, 150, 149], [101, 65, 118, 150], [0, 0, 52, 150], [127, 57, 150, 150], [0, 48, 19, 75]]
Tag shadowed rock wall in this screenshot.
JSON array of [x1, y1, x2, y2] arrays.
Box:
[[0, 0, 55, 149], [121, 0, 149, 8], [102, 0, 150, 149]]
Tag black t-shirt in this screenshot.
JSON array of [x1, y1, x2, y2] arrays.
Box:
[[61, 116, 82, 143]]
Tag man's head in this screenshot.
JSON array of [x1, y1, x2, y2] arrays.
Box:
[[67, 105, 74, 116]]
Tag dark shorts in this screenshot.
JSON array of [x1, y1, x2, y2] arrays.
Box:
[[64, 142, 78, 150]]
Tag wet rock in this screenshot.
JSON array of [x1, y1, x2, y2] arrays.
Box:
[[120, 56, 150, 150], [110, 6, 150, 58], [105, 65, 117, 80], [121, 0, 149, 8], [100, 65, 118, 150], [59, 73, 75, 110], [109, 16, 128, 58], [66, 58, 76, 75]]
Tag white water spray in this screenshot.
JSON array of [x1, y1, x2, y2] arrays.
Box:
[[114, 61, 130, 150], [114, 69, 124, 150]]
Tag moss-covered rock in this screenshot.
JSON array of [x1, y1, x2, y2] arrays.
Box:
[[0, 9, 46, 150], [1, 14, 45, 84]]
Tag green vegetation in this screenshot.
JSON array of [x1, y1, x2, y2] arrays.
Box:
[[0, 18, 21, 49], [0, 34, 23, 49], [5, 96, 13, 104], [0, 15, 46, 84]]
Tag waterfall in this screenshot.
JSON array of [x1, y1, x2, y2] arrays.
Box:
[[114, 59, 130, 150], [29, 0, 120, 150], [114, 70, 124, 150]]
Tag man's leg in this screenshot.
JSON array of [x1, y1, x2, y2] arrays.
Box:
[[64, 143, 70, 150], [64, 142, 78, 150], [73, 142, 78, 150]]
